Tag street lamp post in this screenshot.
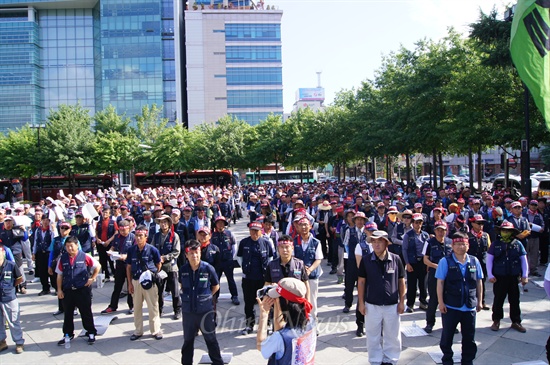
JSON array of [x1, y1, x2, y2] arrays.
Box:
[[30, 123, 45, 200]]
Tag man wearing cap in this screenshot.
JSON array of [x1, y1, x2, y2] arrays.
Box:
[[524, 200, 544, 277], [237, 221, 274, 334], [210, 216, 239, 305], [180, 207, 196, 240], [284, 200, 314, 236], [370, 202, 388, 231], [152, 214, 181, 319], [391, 209, 414, 259], [467, 214, 491, 310], [487, 221, 529, 333], [328, 204, 344, 275], [342, 212, 368, 315], [0, 215, 29, 294], [71, 210, 95, 255], [179, 239, 224, 365], [358, 230, 406, 365], [48, 221, 77, 315], [436, 231, 483, 365], [32, 215, 55, 296], [422, 220, 452, 333], [402, 213, 430, 312], [171, 209, 189, 269], [55, 236, 100, 345], [101, 219, 135, 315], [293, 216, 323, 319], [95, 205, 118, 282], [0, 245, 25, 354], [125, 224, 163, 340]]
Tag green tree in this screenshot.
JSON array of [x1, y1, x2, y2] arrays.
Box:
[[41, 104, 94, 178], [134, 104, 169, 146], [251, 114, 297, 182], [151, 124, 194, 173], [0, 126, 38, 179], [93, 105, 132, 135], [90, 131, 140, 175]]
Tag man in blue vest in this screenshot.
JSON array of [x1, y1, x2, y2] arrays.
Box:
[[467, 214, 491, 310], [55, 236, 101, 345], [237, 221, 274, 335], [487, 221, 529, 333], [265, 235, 309, 293], [101, 219, 135, 315], [358, 230, 406, 365], [126, 225, 163, 341], [32, 215, 55, 296], [293, 216, 322, 319], [436, 231, 483, 365], [0, 246, 24, 354], [422, 220, 452, 333], [402, 213, 430, 313], [152, 214, 181, 320], [210, 216, 239, 305], [180, 239, 223, 365]]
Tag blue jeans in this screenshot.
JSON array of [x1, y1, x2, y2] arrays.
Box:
[[0, 299, 24, 345]]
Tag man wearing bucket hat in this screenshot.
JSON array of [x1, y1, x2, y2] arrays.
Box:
[[402, 213, 430, 313], [342, 212, 368, 316], [487, 220, 529, 333], [256, 277, 316, 364], [358, 230, 405, 365], [152, 214, 181, 319]]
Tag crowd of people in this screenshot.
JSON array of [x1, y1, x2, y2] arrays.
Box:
[[0, 178, 548, 365]]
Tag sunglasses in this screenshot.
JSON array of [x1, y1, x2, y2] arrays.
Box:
[[60, 227, 71, 230]]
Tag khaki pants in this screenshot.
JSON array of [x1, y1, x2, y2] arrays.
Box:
[[131, 279, 161, 336]]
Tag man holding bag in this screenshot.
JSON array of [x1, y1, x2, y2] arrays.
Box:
[[125, 225, 162, 341]]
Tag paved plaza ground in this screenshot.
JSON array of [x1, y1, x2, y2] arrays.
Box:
[[2, 217, 549, 364]]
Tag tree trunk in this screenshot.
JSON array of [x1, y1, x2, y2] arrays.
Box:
[[432, 149, 437, 190], [307, 164, 310, 182], [405, 153, 411, 185], [300, 165, 303, 184], [438, 152, 444, 188], [468, 147, 474, 190], [213, 168, 217, 188], [275, 162, 279, 184], [477, 145, 483, 192], [373, 157, 377, 180]]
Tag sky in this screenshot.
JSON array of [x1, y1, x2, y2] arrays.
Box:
[[277, 0, 508, 113]]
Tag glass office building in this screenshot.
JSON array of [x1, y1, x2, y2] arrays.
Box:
[[0, 0, 282, 132]]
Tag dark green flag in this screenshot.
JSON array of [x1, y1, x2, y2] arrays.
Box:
[[510, 0, 550, 126]]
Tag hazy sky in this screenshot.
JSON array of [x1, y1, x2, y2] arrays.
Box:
[[277, 0, 507, 112]]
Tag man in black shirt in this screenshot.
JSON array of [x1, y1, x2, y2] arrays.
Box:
[[358, 230, 405, 365]]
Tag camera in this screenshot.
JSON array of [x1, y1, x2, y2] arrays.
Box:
[[256, 285, 276, 299]]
